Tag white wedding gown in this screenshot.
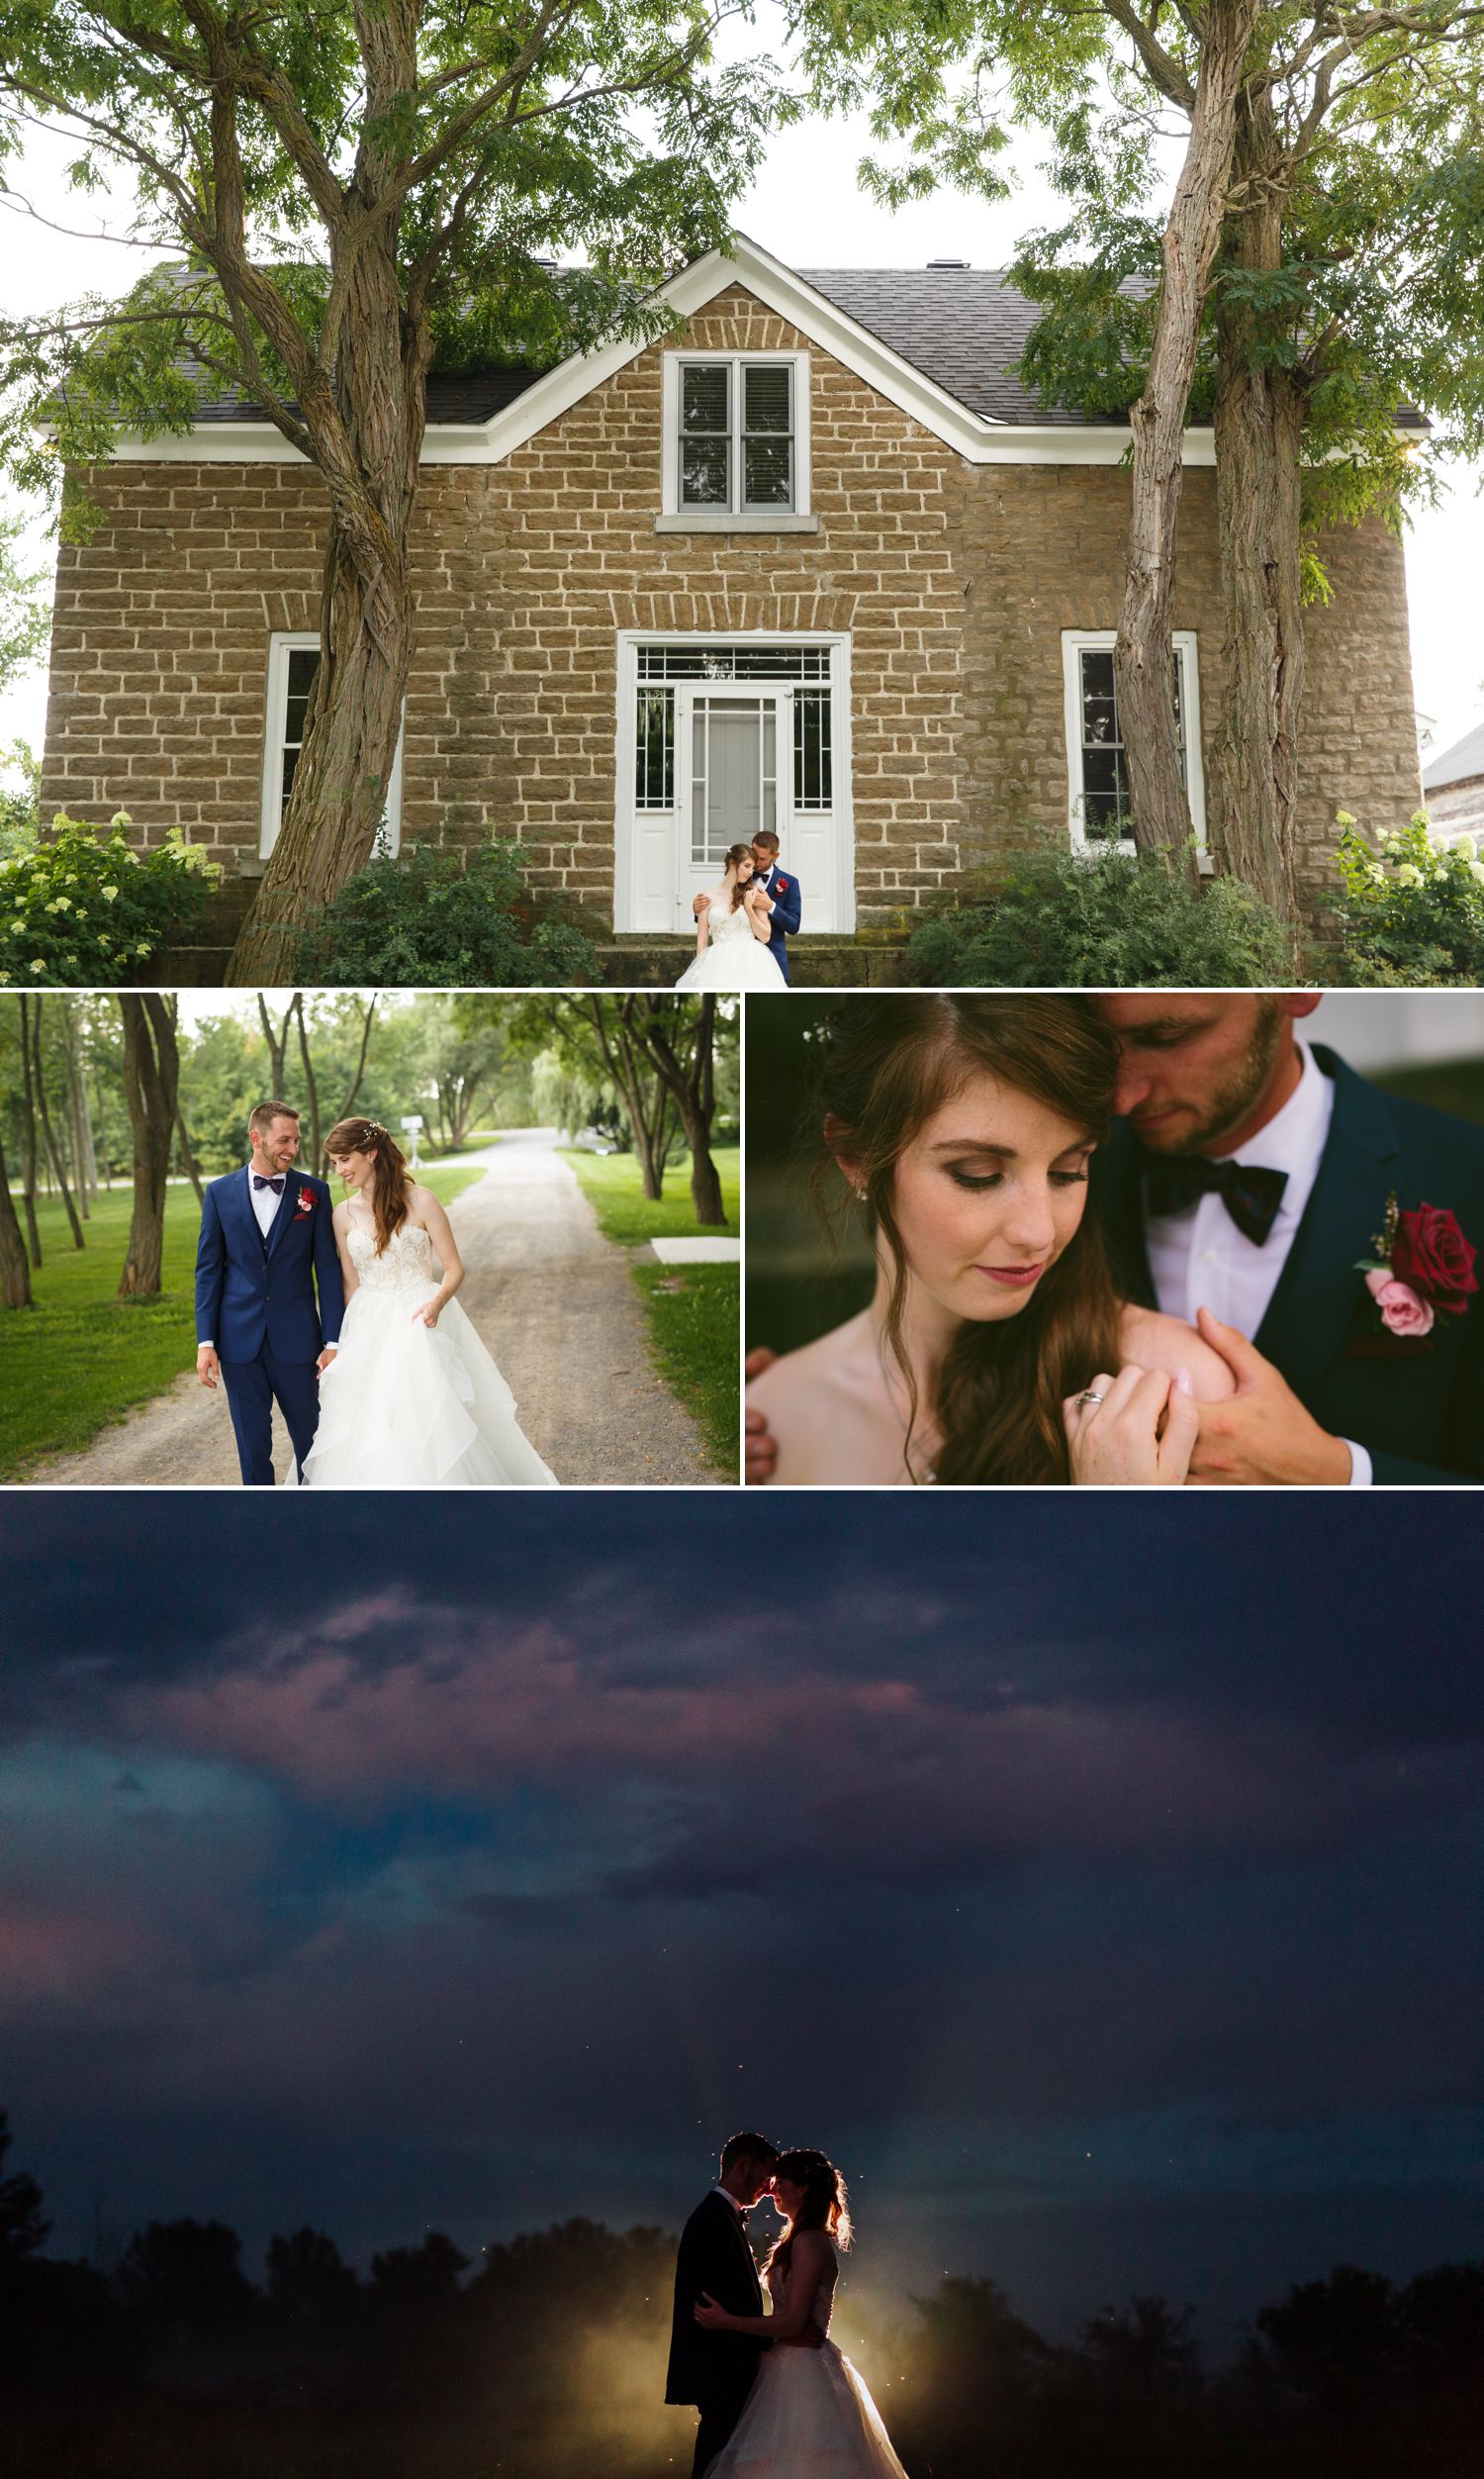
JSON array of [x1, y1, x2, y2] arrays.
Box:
[[707, 2247, 910, 2478], [676, 901, 787, 991], [285, 1220, 558, 1489]]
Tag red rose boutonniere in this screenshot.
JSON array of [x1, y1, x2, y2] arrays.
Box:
[[1354, 1193, 1477, 1338], [777, 877, 788, 893], [296, 1185, 317, 1215]]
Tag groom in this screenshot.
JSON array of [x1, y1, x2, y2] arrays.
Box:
[[194, 1100, 343, 1485], [666, 2132, 781, 2478], [749, 832, 800, 983]]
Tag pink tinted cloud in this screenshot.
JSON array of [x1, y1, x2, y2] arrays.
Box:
[[123, 1612, 1464, 1876]]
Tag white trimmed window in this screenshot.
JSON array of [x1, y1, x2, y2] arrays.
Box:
[[658, 354, 814, 529], [260, 632, 405, 858], [1062, 630, 1206, 850]]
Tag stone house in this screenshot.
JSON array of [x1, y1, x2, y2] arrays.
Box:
[[40, 235, 1425, 949], [1422, 721, 1484, 840]]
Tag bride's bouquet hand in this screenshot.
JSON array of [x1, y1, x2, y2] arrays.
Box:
[[1063, 1363, 1198, 1486]]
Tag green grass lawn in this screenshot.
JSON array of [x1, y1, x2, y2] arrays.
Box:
[[559, 1144, 739, 1478], [556, 1144, 739, 1244], [1, 1159, 490, 1479]]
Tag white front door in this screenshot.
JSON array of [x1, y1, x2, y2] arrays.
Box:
[[677, 686, 792, 926], [613, 634, 855, 937]]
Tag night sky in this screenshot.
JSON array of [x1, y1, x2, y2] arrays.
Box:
[[3, 1496, 1481, 2353]]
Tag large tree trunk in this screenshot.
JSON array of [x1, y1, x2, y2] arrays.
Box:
[[295, 994, 323, 1169], [1208, 92, 1304, 932], [581, 999, 670, 1198], [174, 1103, 206, 1205], [1116, 0, 1260, 859], [0, 1126, 32, 1308], [639, 998, 725, 1227], [227, 226, 433, 987], [16, 996, 43, 1268], [31, 999, 85, 1250], [63, 1002, 97, 1217], [118, 995, 181, 1298]]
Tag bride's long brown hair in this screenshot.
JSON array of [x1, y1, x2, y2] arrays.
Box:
[[765, 2147, 853, 2292], [325, 1116, 413, 1255], [725, 842, 754, 911], [805, 996, 1124, 1484]]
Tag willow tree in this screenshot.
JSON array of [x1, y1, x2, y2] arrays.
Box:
[[0, 0, 782, 980]]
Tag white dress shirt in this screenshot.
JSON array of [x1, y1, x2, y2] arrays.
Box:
[[1143, 1043, 1371, 1485]]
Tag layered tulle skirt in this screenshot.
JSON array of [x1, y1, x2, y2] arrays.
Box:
[[285, 1286, 558, 1489], [709, 2342, 911, 2476]]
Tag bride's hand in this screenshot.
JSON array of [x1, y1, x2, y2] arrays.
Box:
[[411, 1301, 441, 1328], [1063, 1363, 1198, 1485], [695, 2293, 735, 2331]]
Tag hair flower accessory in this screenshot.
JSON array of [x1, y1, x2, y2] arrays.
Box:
[[1355, 1193, 1477, 1338]]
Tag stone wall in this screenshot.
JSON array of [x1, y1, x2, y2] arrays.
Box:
[[41, 282, 1424, 928]]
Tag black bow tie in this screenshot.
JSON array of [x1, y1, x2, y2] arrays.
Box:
[[252, 1174, 285, 1192], [1143, 1152, 1288, 1247]]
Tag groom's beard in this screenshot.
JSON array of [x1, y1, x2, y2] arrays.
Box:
[[1141, 1000, 1285, 1158]]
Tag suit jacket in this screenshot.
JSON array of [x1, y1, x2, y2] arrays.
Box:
[[757, 866, 801, 985], [665, 2191, 766, 2411], [195, 1168, 344, 1365], [1091, 1045, 1484, 1486]]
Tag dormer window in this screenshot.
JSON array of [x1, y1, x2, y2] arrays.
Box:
[[658, 353, 815, 531]]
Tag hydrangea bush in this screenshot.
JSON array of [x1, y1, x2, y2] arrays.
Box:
[[0, 811, 221, 985], [1333, 813, 1484, 985], [296, 836, 600, 986]]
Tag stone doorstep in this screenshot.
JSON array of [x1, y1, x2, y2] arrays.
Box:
[[598, 940, 907, 988]]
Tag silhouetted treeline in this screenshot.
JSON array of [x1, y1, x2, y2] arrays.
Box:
[[2, 2110, 1481, 2478]]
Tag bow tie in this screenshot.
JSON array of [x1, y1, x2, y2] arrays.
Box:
[[252, 1174, 285, 1192], [1143, 1152, 1288, 1247]]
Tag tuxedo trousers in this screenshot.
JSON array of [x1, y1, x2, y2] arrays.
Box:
[[694, 2378, 757, 2479], [220, 1345, 322, 1485]]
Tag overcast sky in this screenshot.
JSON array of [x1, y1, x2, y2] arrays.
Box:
[[4, 1494, 1480, 2354], [2, 35, 1482, 785]]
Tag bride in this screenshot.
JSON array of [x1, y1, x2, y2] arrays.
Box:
[[676, 844, 788, 992], [746, 996, 1235, 1485], [696, 2148, 908, 2478], [286, 1116, 558, 1489]]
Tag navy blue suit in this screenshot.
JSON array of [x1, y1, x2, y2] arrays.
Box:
[[755, 863, 801, 984], [1092, 1046, 1484, 1486], [195, 1167, 344, 1485]]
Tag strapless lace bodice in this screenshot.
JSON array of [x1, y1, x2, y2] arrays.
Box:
[[345, 1216, 437, 1294], [707, 900, 756, 944], [768, 2248, 838, 2337]]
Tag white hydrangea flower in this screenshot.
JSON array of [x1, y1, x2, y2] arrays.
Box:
[[1395, 863, 1425, 888], [101, 886, 119, 902], [110, 810, 133, 829]]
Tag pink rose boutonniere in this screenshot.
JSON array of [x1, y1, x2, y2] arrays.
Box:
[[1354, 1193, 1478, 1339]]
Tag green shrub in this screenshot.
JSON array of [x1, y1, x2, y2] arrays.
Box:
[[297, 837, 600, 986], [903, 838, 1295, 987], [0, 810, 220, 986], [1331, 813, 1484, 985], [0, 739, 41, 855]]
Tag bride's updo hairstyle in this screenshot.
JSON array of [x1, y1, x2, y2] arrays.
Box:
[[325, 1116, 413, 1256], [766, 2147, 853, 2288], [725, 842, 754, 909], [807, 995, 1123, 1485]]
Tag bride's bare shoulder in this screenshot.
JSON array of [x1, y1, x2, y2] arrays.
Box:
[[747, 1319, 863, 1418], [1118, 1302, 1237, 1400]]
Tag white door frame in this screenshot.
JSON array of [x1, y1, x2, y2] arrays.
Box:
[[613, 629, 855, 936]]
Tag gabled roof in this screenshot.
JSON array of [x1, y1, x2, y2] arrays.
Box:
[[1423, 718, 1484, 792], [120, 235, 1196, 466]]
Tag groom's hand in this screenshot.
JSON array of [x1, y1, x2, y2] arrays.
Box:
[[1188, 1309, 1351, 1485], [316, 1345, 338, 1373], [744, 1349, 778, 1483], [196, 1346, 220, 1390]]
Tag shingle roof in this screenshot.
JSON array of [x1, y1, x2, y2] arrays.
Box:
[[1423, 719, 1484, 792], [190, 368, 542, 424], [796, 266, 1122, 426]]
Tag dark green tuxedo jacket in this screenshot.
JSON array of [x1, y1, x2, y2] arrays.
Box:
[[1091, 1045, 1484, 1487]]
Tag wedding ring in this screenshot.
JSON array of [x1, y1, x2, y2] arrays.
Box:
[[1074, 1388, 1106, 1408]]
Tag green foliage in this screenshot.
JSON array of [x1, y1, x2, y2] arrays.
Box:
[[0, 813, 219, 987], [1332, 813, 1484, 985], [296, 840, 600, 988], [0, 515, 49, 693], [0, 741, 41, 853], [903, 839, 1295, 987], [557, 1144, 740, 1241], [630, 1260, 739, 1474]]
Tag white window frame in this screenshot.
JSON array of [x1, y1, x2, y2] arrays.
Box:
[[259, 631, 405, 859], [658, 352, 814, 529], [1062, 629, 1206, 854]]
